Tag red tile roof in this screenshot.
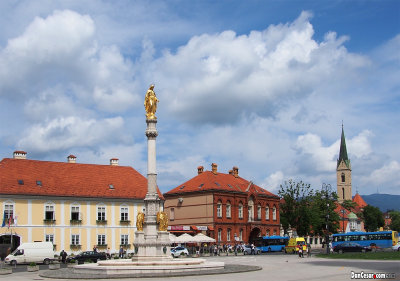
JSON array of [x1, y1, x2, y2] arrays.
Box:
[[352, 193, 367, 209], [0, 158, 163, 200], [164, 170, 278, 198]]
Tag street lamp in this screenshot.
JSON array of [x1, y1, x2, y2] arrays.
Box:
[[322, 183, 332, 255]]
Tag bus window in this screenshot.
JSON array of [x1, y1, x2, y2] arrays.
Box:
[[360, 235, 366, 241]]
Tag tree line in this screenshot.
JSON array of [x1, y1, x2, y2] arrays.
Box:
[[278, 180, 399, 236]]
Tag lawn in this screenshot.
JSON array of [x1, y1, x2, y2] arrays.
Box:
[[316, 251, 400, 260]]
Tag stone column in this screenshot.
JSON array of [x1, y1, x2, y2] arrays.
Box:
[[133, 118, 171, 261]]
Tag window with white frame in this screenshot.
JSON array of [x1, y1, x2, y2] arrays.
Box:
[[97, 234, 106, 245], [97, 206, 106, 221], [239, 229, 243, 241], [71, 205, 80, 221], [170, 208, 175, 221], [265, 206, 270, 220], [71, 234, 80, 245], [45, 234, 54, 244], [238, 203, 243, 219], [45, 205, 55, 220], [4, 204, 14, 220], [121, 234, 129, 245], [217, 201, 222, 218], [217, 229, 222, 241], [257, 204, 261, 220], [272, 206, 277, 220], [120, 206, 129, 221], [227, 229, 231, 241], [226, 201, 231, 218]]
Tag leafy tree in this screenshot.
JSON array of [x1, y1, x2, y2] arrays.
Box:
[[389, 211, 400, 232], [310, 188, 340, 236], [340, 200, 357, 211], [362, 205, 384, 232], [278, 180, 314, 236]]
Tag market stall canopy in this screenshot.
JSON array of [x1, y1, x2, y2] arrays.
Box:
[[194, 233, 216, 243], [169, 233, 177, 243], [174, 233, 197, 243]]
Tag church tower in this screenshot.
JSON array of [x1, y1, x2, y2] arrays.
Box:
[[337, 125, 352, 202]]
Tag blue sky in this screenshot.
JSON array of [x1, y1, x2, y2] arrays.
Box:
[[0, 0, 399, 195]]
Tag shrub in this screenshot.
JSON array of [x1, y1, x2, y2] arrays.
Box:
[[29, 262, 37, 267]]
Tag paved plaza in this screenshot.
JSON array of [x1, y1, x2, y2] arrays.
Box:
[[1, 253, 399, 281]]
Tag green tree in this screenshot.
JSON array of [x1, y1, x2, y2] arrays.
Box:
[[362, 205, 384, 232], [310, 188, 340, 236], [278, 180, 314, 236], [389, 211, 400, 232], [340, 200, 357, 211]]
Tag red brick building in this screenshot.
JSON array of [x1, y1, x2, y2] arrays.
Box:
[[163, 163, 280, 244]]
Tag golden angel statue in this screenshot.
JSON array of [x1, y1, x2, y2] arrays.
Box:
[[156, 211, 168, 231], [136, 211, 145, 231], [144, 84, 159, 119]]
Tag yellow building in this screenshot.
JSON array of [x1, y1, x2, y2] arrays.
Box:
[[0, 151, 161, 257]]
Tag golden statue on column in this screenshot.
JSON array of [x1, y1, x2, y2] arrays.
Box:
[[136, 211, 145, 231], [157, 211, 169, 231], [144, 84, 159, 119]]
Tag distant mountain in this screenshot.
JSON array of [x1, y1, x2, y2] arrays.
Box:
[[360, 194, 400, 212]]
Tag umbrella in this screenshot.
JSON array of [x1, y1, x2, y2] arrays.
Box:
[[174, 233, 197, 243], [193, 233, 216, 243]]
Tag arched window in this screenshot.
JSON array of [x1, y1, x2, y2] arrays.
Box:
[[238, 202, 243, 219], [217, 201, 222, 218], [265, 205, 270, 221], [218, 229, 222, 241], [341, 173, 345, 182], [272, 206, 277, 220], [239, 229, 243, 241], [257, 204, 262, 220], [226, 201, 231, 218], [227, 229, 231, 241], [266, 229, 270, 236]]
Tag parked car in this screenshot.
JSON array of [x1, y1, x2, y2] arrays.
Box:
[[243, 245, 261, 255], [67, 251, 107, 264], [392, 242, 400, 251], [170, 247, 189, 258], [333, 242, 371, 254]]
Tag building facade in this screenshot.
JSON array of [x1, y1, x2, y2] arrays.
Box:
[[0, 151, 162, 257], [164, 164, 280, 244]]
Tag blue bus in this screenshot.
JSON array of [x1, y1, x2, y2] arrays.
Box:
[[254, 236, 289, 252], [332, 231, 399, 249]]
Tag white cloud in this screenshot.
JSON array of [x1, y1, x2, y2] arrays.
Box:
[[367, 161, 400, 186], [261, 171, 284, 193], [294, 130, 373, 174], [17, 116, 127, 153], [148, 11, 368, 124]]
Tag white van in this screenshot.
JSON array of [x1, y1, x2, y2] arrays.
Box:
[[5, 242, 54, 266]]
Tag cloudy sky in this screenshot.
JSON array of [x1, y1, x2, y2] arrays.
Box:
[[0, 0, 399, 195]]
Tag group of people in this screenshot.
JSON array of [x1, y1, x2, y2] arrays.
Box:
[[297, 243, 311, 258]]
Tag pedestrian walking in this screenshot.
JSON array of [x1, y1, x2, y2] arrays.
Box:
[[307, 244, 311, 258], [119, 246, 124, 258]]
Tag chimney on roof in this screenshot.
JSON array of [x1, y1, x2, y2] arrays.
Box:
[[67, 155, 76, 163], [211, 163, 218, 174], [197, 166, 204, 175], [13, 151, 27, 159], [229, 170, 233, 175], [110, 158, 119, 166], [233, 166, 239, 178]]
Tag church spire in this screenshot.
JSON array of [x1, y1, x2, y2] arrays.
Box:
[[337, 124, 351, 168]]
